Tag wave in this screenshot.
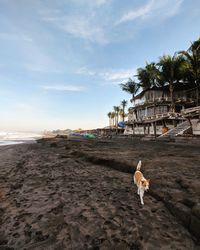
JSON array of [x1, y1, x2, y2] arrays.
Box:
[[0, 131, 43, 146], [0, 141, 26, 146], [0, 131, 42, 140]]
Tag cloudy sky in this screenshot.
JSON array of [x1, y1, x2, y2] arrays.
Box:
[[0, 0, 199, 131]]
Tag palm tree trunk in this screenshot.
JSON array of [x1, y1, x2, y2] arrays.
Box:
[[122, 107, 125, 122], [116, 113, 118, 134], [132, 94, 135, 106], [195, 80, 199, 106], [169, 83, 175, 112], [196, 81, 200, 120]]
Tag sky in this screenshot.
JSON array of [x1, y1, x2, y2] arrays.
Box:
[[0, 0, 199, 131]]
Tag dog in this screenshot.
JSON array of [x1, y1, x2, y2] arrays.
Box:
[[133, 161, 150, 205]]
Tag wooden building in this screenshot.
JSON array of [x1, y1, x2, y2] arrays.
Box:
[[125, 85, 200, 137]]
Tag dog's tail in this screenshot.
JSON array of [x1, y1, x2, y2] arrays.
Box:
[[136, 160, 142, 170]]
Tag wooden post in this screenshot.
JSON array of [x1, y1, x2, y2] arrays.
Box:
[[173, 119, 177, 128], [153, 122, 157, 139], [132, 123, 135, 135], [148, 123, 150, 134], [144, 124, 146, 135], [187, 117, 193, 135], [162, 119, 166, 128]]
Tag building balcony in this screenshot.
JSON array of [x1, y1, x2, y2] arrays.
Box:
[[133, 97, 171, 107], [127, 112, 184, 124], [132, 96, 195, 108]]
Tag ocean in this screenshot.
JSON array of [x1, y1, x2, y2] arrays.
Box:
[[0, 131, 43, 146]]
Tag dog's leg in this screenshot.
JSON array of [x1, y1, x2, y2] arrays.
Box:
[[137, 187, 140, 195], [139, 189, 144, 205]]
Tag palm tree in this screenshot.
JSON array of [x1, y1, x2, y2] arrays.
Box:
[[113, 106, 120, 133], [121, 100, 127, 122], [120, 78, 139, 105], [179, 38, 200, 105], [119, 108, 123, 122], [146, 62, 162, 87], [111, 112, 115, 127], [107, 112, 112, 128], [157, 54, 187, 112], [136, 67, 150, 90], [136, 62, 159, 90]]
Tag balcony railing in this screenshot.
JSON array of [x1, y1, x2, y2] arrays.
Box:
[[127, 112, 184, 123], [134, 97, 171, 107], [181, 106, 200, 116], [133, 96, 195, 107]]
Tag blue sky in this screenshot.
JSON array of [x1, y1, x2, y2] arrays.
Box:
[[0, 0, 199, 131]]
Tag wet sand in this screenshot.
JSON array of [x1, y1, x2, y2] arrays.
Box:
[[0, 137, 200, 250]]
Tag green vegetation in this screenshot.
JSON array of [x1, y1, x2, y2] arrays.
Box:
[[157, 54, 187, 111], [179, 39, 200, 105], [107, 37, 200, 126], [121, 38, 200, 109]]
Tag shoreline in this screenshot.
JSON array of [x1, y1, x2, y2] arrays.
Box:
[[0, 138, 199, 249], [0, 134, 56, 147], [0, 139, 37, 147]]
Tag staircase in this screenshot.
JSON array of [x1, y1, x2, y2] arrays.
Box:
[[181, 106, 200, 117], [158, 120, 191, 140]]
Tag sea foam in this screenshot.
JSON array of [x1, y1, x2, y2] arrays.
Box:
[[0, 131, 42, 146]]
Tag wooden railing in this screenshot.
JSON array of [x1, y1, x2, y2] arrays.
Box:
[[127, 112, 184, 123], [142, 112, 183, 121], [181, 106, 200, 116], [133, 97, 195, 107]]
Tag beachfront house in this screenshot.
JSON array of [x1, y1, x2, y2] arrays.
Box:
[[125, 85, 200, 137]]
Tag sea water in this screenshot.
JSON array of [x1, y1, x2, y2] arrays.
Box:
[[0, 131, 43, 146]]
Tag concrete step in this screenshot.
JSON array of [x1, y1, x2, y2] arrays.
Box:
[[158, 121, 191, 139]]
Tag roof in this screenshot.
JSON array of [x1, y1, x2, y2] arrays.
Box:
[[134, 86, 168, 100], [133, 83, 197, 100]]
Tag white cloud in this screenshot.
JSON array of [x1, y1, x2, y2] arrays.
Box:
[[0, 33, 33, 42], [42, 16, 108, 44], [92, 0, 107, 5], [38, 9, 61, 16], [117, 0, 154, 25], [117, 0, 184, 25], [100, 69, 136, 81], [40, 0, 184, 45], [76, 67, 136, 84], [42, 84, 85, 92], [165, 0, 184, 17], [43, 16, 108, 44], [68, 0, 108, 7], [25, 63, 61, 73], [76, 67, 96, 76]]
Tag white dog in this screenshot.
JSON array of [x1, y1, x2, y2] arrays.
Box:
[[133, 161, 150, 205]]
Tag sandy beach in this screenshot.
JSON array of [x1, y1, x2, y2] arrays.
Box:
[[0, 137, 200, 250]]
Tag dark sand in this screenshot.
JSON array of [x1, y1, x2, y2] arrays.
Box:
[[0, 137, 200, 250]]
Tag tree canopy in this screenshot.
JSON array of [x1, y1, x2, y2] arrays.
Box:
[[120, 37, 200, 108]]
